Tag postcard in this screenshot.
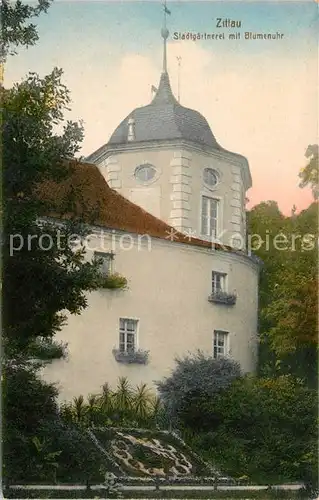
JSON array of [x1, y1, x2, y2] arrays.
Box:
[[3, 1, 318, 498]]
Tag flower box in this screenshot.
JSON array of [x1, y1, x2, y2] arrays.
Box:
[[112, 348, 149, 365], [98, 273, 128, 290], [208, 291, 237, 305]]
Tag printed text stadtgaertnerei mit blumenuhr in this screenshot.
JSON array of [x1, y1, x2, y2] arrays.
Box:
[[174, 18, 285, 41]]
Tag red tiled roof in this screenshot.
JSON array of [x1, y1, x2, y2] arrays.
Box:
[[37, 160, 232, 252]]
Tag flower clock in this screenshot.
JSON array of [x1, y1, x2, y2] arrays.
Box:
[[111, 432, 193, 477]]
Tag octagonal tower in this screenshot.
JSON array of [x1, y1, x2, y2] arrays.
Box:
[[86, 10, 251, 249]]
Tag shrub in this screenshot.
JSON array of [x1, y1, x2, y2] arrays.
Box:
[[156, 351, 241, 427]]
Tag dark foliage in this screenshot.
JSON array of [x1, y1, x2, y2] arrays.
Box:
[[1, 0, 52, 61], [184, 375, 318, 488], [156, 351, 241, 425]]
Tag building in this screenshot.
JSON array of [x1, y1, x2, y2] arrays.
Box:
[[43, 10, 259, 401]]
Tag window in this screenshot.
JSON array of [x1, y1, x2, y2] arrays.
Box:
[[201, 196, 219, 238], [213, 330, 228, 359], [94, 251, 113, 276], [203, 168, 219, 187], [119, 318, 138, 353], [135, 164, 156, 183], [212, 271, 227, 294]]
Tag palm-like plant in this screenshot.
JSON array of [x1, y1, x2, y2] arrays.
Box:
[[151, 395, 163, 425], [99, 382, 114, 417], [149, 395, 170, 429], [73, 395, 87, 426], [132, 383, 152, 423], [113, 377, 133, 423], [87, 394, 99, 426], [60, 402, 75, 424], [151, 395, 162, 415], [59, 378, 159, 429]]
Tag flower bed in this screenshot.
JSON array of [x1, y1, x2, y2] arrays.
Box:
[[90, 427, 213, 479]]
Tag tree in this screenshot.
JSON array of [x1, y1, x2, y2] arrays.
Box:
[[2, 68, 106, 482], [299, 144, 319, 200], [4, 382, 108, 484], [3, 68, 102, 359], [1, 3, 116, 485], [156, 351, 241, 427], [2, 360, 60, 482], [200, 375, 318, 489], [246, 201, 286, 311], [0, 0, 52, 62], [247, 200, 318, 386]]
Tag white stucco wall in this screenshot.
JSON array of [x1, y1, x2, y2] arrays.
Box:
[[43, 230, 259, 402], [96, 143, 248, 249]]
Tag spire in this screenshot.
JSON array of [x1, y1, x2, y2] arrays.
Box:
[[151, 1, 177, 105], [151, 72, 177, 105], [161, 0, 170, 73]]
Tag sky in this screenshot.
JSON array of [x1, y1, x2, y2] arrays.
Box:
[[5, 0, 318, 214]]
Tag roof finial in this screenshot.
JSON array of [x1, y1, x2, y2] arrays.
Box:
[[161, 1, 170, 73], [151, 1, 176, 105]]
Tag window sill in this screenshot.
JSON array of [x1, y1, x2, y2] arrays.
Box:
[[112, 348, 149, 365], [208, 292, 237, 306], [98, 273, 128, 290]]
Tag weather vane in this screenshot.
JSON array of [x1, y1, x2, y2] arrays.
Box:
[[161, 1, 171, 73]]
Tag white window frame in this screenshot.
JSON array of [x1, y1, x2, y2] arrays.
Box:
[[134, 163, 159, 185], [119, 317, 139, 353], [131, 161, 161, 186], [200, 195, 220, 239], [212, 271, 228, 294], [213, 330, 229, 359], [203, 167, 219, 189], [94, 251, 113, 276]]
